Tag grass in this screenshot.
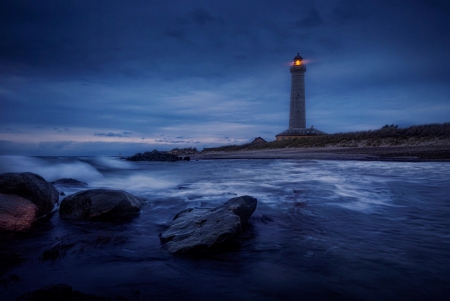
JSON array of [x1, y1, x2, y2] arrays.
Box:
[[202, 123, 450, 152]]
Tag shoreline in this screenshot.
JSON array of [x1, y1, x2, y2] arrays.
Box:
[[191, 145, 450, 162]]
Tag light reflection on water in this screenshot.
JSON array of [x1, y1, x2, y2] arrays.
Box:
[[1, 156, 450, 300]]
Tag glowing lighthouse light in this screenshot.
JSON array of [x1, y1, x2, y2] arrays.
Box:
[[293, 53, 303, 66]]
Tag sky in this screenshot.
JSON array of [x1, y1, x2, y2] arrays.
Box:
[[1, 0, 449, 156]]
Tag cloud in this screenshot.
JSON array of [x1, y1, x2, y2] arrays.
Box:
[[154, 138, 201, 144], [190, 9, 223, 26], [94, 131, 132, 138], [293, 8, 323, 28]]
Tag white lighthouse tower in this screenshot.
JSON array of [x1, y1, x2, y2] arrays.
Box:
[[276, 53, 325, 141]]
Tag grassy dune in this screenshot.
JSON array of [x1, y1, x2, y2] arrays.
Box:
[[203, 123, 450, 152]]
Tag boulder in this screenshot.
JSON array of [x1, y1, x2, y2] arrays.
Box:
[[0, 193, 38, 232], [16, 284, 110, 301], [127, 149, 180, 162], [0, 172, 58, 217], [51, 178, 88, 187], [59, 189, 144, 221], [160, 195, 257, 254]]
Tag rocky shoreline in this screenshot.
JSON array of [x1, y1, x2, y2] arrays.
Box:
[[193, 145, 450, 161], [1, 171, 258, 299]]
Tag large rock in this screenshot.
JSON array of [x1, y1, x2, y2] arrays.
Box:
[[51, 178, 88, 187], [16, 284, 112, 301], [0, 193, 38, 232], [0, 172, 58, 217], [59, 189, 144, 221], [160, 195, 257, 254], [127, 150, 180, 162]]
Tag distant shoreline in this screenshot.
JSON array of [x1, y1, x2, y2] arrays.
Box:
[[192, 145, 450, 162]]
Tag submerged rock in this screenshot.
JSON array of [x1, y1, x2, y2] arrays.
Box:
[[0, 193, 38, 232], [160, 195, 257, 254], [59, 189, 144, 221], [0, 172, 58, 217], [127, 150, 180, 162]]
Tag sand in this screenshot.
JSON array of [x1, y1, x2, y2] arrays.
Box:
[[192, 145, 450, 161]]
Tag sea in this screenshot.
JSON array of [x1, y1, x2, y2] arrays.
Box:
[[0, 156, 449, 301]]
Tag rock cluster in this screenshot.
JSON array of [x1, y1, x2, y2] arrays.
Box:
[[1, 171, 258, 257], [127, 150, 181, 162], [59, 189, 144, 221], [160, 195, 257, 254], [167, 147, 199, 156], [0, 172, 58, 232]]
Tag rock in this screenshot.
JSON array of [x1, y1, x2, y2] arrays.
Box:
[[0, 193, 38, 232], [127, 150, 180, 162], [160, 195, 257, 254], [183, 156, 191, 161], [59, 189, 144, 221], [0, 172, 58, 217], [51, 178, 88, 187], [16, 284, 112, 301]]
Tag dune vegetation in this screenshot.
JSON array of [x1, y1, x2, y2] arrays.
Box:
[[202, 123, 450, 152]]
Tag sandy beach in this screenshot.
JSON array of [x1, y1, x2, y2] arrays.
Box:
[[192, 145, 450, 161]]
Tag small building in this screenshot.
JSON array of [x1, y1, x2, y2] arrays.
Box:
[[250, 137, 267, 144]]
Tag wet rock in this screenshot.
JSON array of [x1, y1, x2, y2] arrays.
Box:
[[51, 178, 88, 187], [0, 172, 58, 217], [59, 189, 144, 221], [16, 284, 119, 301], [127, 150, 180, 162], [0, 193, 38, 232], [160, 195, 257, 254]]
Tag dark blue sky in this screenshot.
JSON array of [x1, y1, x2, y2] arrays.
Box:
[[1, 0, 449, 155]]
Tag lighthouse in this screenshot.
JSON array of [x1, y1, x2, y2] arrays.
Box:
[[289, 53, 307, 129], [276, 53, 326, 141]]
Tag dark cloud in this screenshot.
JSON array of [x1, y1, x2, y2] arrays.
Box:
[[420, 0, 450, 14], [190, 9, 223, 26], [293, 8, 323, 28], [332, 0, 370, 23]]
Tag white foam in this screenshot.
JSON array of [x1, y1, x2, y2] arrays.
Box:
[[0, 156, 103, 182]]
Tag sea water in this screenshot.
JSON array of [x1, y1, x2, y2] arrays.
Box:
[[0, 156, 449, 300]]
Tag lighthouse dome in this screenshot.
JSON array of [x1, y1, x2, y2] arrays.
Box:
[[293, 53, 303, 61]]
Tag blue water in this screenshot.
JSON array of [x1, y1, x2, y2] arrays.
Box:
[[1, 156, 449, 300]]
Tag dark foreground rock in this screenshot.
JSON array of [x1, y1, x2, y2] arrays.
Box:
[[160, 195, 257, 254], [16, 283, 125, 301], [0, 172, 58, 217], [59, 189, 144, 221], [51, 178, 88, 187], [127, 150, 180, 162], [0, 193, 38, 232]]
